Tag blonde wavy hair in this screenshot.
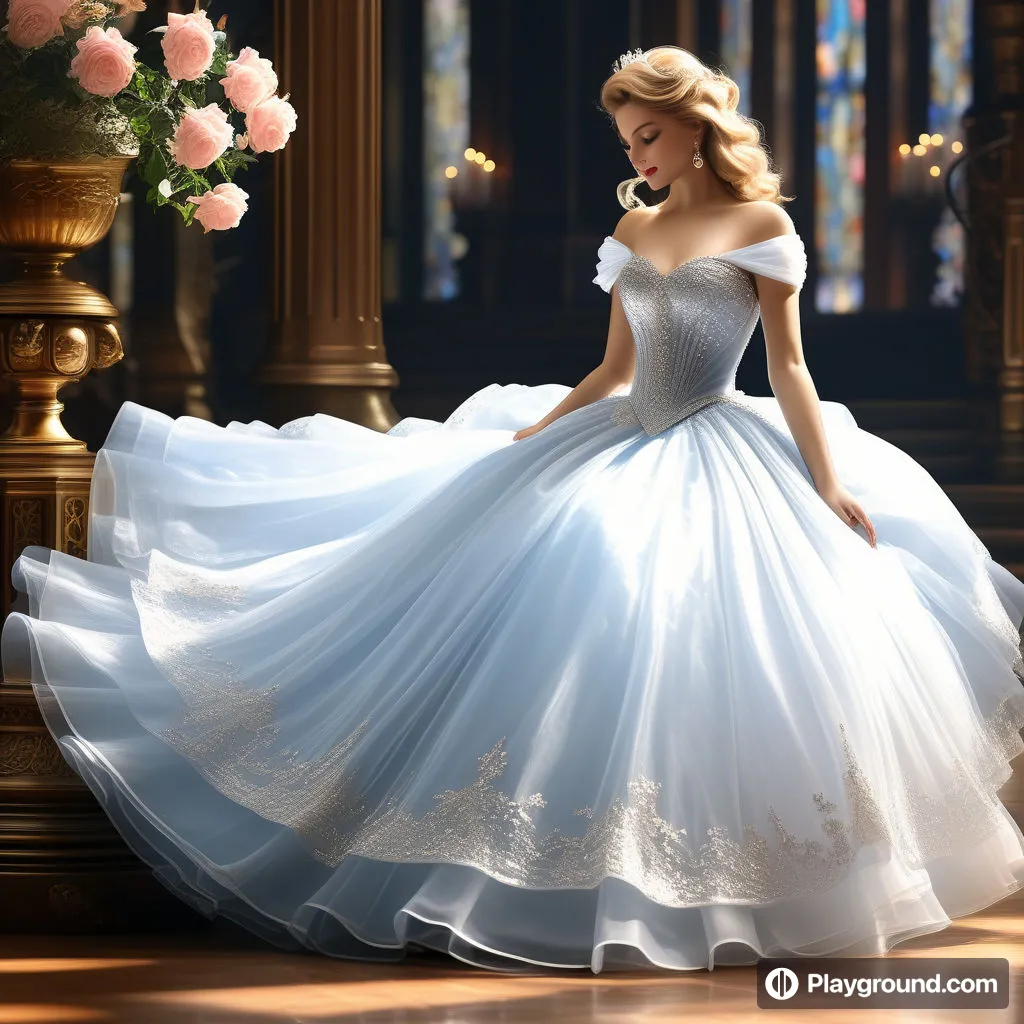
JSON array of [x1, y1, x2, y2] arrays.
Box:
[[599, 46, 792, 210]]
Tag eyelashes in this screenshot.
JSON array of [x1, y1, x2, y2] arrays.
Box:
[[620, 136, 658, 152]]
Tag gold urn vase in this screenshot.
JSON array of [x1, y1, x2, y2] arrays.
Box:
[[0, 155, 128, 450], [0, 155, 198, 932]]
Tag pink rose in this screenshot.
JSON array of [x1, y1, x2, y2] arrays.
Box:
[[5, 0, 72, 48], [68, 25, 137, 98], [220, 47, 278, 114], [167, 103, 234, 170], [245, 95, 298, 154], [186, 182, 249, 233], [161, 9, 215, 82]]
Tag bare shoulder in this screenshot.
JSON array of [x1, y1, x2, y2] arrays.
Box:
[[731, 200, 796, 245], [611, 205, 655, 246]]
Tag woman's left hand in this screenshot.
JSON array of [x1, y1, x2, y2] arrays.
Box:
[[513, 422, 546, 442], [818, 482, 877, 548]]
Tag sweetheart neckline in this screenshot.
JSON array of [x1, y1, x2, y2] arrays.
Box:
[[627, 251, 744, 281], [605, 233, 799, 280]]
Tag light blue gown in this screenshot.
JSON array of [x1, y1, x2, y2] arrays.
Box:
[[4, 231, 1024, 973]]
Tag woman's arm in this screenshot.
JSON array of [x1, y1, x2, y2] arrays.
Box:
[[757, 273, 835, 489], [758, 271, 877, 546], [537, 286, 635, 425], [513, 226, 638, 441], [742, 203, 875, 544]]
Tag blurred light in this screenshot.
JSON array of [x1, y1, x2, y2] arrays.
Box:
[[918, 132, 931, 145], [913, 144, 927, 156], [951, 140, 963, 153], [482, 159, 495, 172], [464, 147, 477, 160], [898, 143, 911, 155], [930, 133, 943, 145], [929, 165, 941, 177], [474, 152, 486, 164], [444, 165, 458, 178]]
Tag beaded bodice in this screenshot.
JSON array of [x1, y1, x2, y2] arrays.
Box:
[[593, 233, 808, 436]]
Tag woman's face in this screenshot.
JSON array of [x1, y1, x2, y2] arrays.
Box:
[[613, 103, 701, 192]]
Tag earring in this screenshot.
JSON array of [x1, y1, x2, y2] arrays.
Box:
[[692, 142, 704, 169]]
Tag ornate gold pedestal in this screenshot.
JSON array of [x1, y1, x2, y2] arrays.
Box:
[[0, 157, 202, 930]]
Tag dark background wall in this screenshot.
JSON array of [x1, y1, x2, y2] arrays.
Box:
[[378, 0, 969, 427], [2, 0, 975, 444]]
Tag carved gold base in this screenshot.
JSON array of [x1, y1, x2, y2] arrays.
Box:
[[0, 446, 205, 932], [0, 445, 93, 621], [0, 682, 205, 933], [0, 445, 198, 933]]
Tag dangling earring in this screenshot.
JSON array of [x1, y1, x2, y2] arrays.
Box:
[[692, 140, 704, 169]]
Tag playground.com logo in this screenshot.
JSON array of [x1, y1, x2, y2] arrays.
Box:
[[756, 958, 1009, 1010]]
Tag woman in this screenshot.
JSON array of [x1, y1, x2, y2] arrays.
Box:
[[4, 45, 1023, 974]]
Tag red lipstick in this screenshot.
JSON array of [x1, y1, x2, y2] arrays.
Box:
[[644, 167, 658, 177]]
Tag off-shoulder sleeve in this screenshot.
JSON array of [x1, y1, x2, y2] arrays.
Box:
[[592, 235, 633, 293], [718, 234, 807, 291]]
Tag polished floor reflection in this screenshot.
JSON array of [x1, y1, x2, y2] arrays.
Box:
[[2, 750, 1024, 1024]]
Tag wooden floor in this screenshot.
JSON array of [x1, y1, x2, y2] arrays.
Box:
[[0, 751, 1022, 1023]]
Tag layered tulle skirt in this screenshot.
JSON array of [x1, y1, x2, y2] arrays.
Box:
[[3, 383, 1024, 972]]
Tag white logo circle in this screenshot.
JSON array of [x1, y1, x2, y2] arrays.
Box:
[[765, 966, 800, 1000]]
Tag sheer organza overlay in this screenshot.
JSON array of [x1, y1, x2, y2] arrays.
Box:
[[3, 232, 1024, 973]]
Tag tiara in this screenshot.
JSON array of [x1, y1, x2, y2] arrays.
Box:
[[612, 48, 649, 74]]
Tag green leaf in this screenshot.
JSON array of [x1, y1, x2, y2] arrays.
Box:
[[144, 144, 167, 186]]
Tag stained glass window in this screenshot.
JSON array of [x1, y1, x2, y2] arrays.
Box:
[[423, 0, 469, 301], [720, 0, 752, 118], [929, 0, 971, 306], [814, 0, 866, 313]]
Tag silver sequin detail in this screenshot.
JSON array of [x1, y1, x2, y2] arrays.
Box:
[[130, 560, 373, 861], [610, 396, 640, 427], [617, 257, 760, 434], [347, 736, 866, 902], [610, 256, 773, 436], [837, 689, 1024, 863], [346, 688, 1024, 902]]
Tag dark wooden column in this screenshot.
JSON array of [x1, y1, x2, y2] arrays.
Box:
[[261, 0, 399, 430]]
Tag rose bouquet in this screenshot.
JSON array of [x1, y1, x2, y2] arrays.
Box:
[[0, 0, 298, 232]]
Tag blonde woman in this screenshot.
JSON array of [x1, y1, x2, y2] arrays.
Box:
[[5, 46, 1024, 974]]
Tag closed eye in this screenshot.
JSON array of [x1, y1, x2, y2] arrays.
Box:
[[620, 136, 657, 151]]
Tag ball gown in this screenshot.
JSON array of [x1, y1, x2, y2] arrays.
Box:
[[3, 230, 1024, 974]]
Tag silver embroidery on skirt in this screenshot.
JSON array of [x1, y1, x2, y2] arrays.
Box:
[[132, 558, 1024, 903], [345, 697, 1024, 900]]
